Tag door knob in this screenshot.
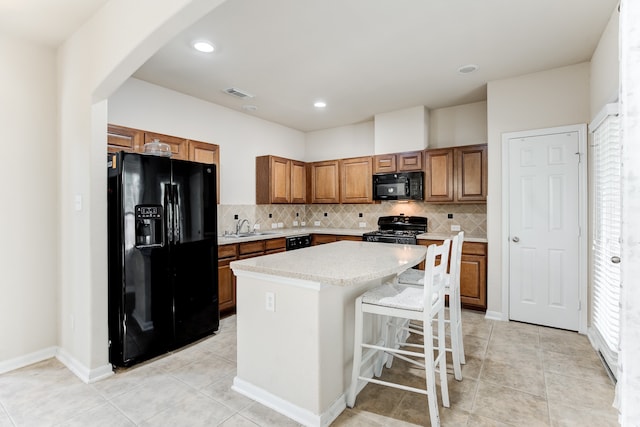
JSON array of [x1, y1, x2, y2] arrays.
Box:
[[611, 256, 621, 264], [512, 237, 520, 243]]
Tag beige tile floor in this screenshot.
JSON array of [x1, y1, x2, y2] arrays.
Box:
[[0, 310, 617, 426]]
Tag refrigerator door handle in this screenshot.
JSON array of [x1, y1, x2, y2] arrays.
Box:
[[165, 183, 174, 244], [172, 184, 180, 243]]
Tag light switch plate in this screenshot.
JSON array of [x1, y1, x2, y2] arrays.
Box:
[[265, 292, 275, 312], [293, 220, 299, 227], [314, 221, 321, 226]]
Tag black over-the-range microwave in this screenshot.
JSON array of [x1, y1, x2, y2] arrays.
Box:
[[372, 171, 424, 201]]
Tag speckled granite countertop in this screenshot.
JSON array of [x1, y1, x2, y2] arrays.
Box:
[[219, 227, 487, 245], [230, 240, 426, 286], [218, 227, 375, 245]]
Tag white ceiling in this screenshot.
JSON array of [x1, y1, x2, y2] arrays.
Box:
[[133, 0, 617, 132], [0, 0, 109, 46], [2, 0, 617, 132]]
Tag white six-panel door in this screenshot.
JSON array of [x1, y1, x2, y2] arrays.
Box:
[[508, 131, 580, 330]]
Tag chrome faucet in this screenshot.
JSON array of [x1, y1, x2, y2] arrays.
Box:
[[236, 218, 250, 234]]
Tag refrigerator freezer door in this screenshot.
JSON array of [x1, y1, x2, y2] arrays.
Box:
[[169, 160, 219, 347]]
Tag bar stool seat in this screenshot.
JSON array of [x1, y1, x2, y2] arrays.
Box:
[[347, 240, 451, 427]]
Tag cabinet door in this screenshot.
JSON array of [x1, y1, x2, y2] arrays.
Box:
[[456, 144, 487, 202], [218, 244, 238, 313], [188, 140, 220, 204], [397, 151, 423, 171], [424, 148, 454, 202], [340, 156, 373, 204], [270, 156, 291, 203], [107, 124, 142, 153], [309, 160, 340, 203], [459, 253, 487, 309], [373, 154, 397, 174], [290, 160, 307, 204], [218, 258, 236, 312], [144, 132, 188, 160]]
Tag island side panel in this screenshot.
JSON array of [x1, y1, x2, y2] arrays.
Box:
[[234, 271, 391, 417]]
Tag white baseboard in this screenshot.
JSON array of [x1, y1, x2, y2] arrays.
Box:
[[232, 377, 346, 427], [0, 346, 57, 375], [56, 348, 114, 384], [484, 310, 507, 321]]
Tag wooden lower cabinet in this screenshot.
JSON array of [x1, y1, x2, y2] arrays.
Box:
[[218, 237, 287, 313], [218, 244, 238, 313], [417, 239, 487, 310]]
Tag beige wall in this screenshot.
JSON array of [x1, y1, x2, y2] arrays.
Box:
[[0, 33, 59, 365], [56, 0, 227, 377], [109, 78, 305, 205], [429, 101, 487, 148], [486, 63, 591, 316], [305, 121, 374, 162], [590, 7, 620, 119]]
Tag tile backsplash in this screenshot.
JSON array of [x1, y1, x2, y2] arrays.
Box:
[[218, 202, 486, 236]]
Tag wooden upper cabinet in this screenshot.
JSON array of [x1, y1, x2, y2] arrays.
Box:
[[308, 160, 340, 204], [188, 140, 219, 165], [189, 140, 221, 204], [424, 148, 455, 202], [144, 132, 188, 160], [397, 151, 423, 171], [340, 156, 373, 204], [373, 154, 397, 174], [424, 144, 487, 203], [256, 155, 305, 204], [373, 151, 423, 173], [456, 144, 488, 202], [108, 125, 220, 202], [290, 160, 307, 204], [107, 124, 142, 153]]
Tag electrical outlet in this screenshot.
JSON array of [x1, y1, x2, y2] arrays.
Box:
[[253, 223, 260, 230], [301, 221, 306, 226], [271, 223, 278, 229], [293, 220, 299, 227], [265, 292, 275, 312], [277, 222, 284, 228], [314, 221, 321, 226], [358, 222, 367, 228], [451, 224, 461, 231]]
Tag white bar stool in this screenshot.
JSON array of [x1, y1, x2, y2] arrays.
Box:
[[397, 231, 466, 381], [346, 240, 451, 427]]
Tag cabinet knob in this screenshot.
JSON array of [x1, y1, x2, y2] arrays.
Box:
[[512, 236, 520, 243], [611, 256, 621, 264]]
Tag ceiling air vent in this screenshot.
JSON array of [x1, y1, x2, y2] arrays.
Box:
[[223, 87, 254, 99]]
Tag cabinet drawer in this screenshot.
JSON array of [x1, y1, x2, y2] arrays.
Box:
[[265, 237, 286, 251], [239, 241, 265, 255], [218, 244, 238, 259], [462, 242, 487, 256]]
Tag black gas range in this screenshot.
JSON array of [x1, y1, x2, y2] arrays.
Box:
[[362, 216, 428, 245]]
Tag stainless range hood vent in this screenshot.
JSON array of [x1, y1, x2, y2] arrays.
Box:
[[223, 87, 254, 99]]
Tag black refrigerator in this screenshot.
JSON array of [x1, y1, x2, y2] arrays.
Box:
[[107, 151, 219, 367]]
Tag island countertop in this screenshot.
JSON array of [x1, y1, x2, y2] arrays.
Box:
[[230, 240, 427, 286]]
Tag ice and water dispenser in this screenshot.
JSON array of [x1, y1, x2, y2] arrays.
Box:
[[135, 205, 163, 247]]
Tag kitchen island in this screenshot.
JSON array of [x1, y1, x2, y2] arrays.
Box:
[[230, 240, 427, 427]]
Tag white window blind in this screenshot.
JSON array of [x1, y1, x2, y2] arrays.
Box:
[[590, 104, 621, 375]]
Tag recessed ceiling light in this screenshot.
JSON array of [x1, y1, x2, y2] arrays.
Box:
[[193, 41, 215, 53], [457, 64, 479, 74], [314, 101, 327, 108]]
